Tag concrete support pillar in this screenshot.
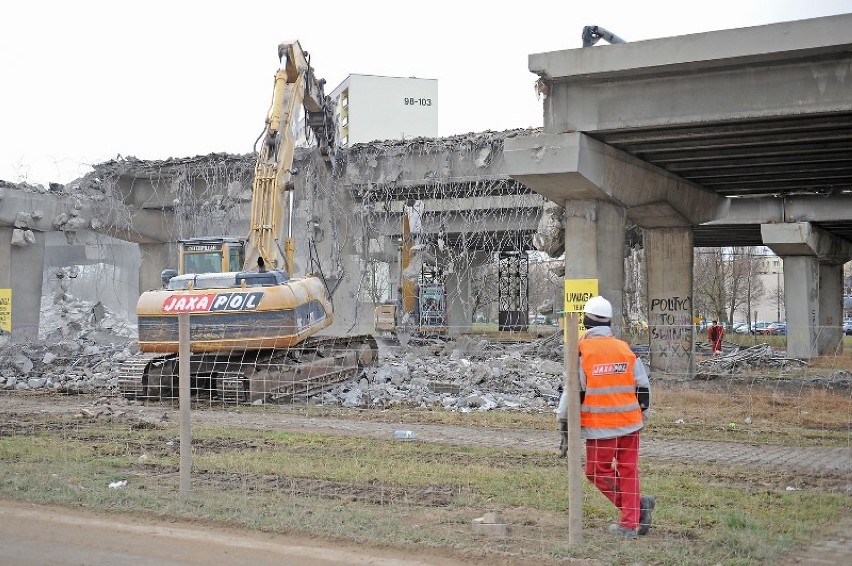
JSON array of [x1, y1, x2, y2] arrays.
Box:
[[644, 227, 694, 378], [563, 199, 625, 332], [114, 242, 143, 323], [782, 257, 844, 358], [762, 222, 852, 358], [818, 262, 844, 354], [445, 251, 486, 335], [782, 256, 819, 358], [385, 236, 401, 305], [0, 227, 46, 342], [335, 253, 375, 335], [138, 243, 177, 295]]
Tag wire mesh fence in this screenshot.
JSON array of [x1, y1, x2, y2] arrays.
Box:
[[1, 313, 850, 563]]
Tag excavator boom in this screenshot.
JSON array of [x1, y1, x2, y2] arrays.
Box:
[[247, 40, 335, 274]]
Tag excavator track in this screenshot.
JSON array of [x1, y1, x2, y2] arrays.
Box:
[[116, 334, 378, 404], [117, 353, 171, 398], [260, 334, 379, 402]]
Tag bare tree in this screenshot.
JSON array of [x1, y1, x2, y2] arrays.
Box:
[[694, 248, 728, 322], [727, 247, 766, 327]]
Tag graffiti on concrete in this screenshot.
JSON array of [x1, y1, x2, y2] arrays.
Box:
[[649, 294, 693, 373]]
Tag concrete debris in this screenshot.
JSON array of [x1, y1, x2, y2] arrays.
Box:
[[10, 228, 35, 246], [472, 511, 508, 537], [313, 338, 564, 413], [2, 291, 847, 405], [0, 293, 136, 394], [532, 200, 565, 257], [696, 344, 809, 378]]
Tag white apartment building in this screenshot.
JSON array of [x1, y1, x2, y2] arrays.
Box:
[[330, 75, 438, 147], [755, 250, 785, 323]]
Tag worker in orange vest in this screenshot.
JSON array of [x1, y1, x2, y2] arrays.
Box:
[[556, 295, 654, 538]]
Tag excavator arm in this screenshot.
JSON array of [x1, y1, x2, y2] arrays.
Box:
[[245, 40, 335, 274]]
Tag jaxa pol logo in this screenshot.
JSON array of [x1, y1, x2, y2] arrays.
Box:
[[592, 362, 628, 375], [162, 292, 264, 313]]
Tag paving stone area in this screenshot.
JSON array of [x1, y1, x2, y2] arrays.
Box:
[[192, 412, 851, 475]]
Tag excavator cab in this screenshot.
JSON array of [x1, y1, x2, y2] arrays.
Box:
[[418, 284, 446, 334], [179, 237, 246, 275]]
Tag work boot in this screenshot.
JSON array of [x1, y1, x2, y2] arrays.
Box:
[[558, 419, 568, 457], [607, 523, 638, 539], [638, 495, 655, 535]]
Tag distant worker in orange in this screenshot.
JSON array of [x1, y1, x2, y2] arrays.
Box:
[[707, 319, 724, 355]]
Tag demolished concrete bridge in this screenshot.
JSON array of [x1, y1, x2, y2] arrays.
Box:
[[2, 15, 851, 376]]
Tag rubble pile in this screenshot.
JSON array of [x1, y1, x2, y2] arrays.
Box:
[[0, 294, 136, 393], [696, 343, 808, 377], [314, 335, 565, 412], [0, 293, 569, 412], [3, 291, 847, 408]]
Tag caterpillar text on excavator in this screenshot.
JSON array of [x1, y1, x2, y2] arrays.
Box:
[[118, 41, 377, 403]]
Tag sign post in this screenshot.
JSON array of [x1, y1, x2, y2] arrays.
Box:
[[562, 279, 597, 544], [178, 313, 192, 494]]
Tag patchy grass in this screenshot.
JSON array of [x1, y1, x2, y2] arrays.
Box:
[[0, 415, 847, 566], [649, 385, 852, 445]]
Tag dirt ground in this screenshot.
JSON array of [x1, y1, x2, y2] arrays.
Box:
[[0, 499, 481, 566]]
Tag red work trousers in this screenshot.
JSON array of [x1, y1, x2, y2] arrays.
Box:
[[585, 430, 641, 530]]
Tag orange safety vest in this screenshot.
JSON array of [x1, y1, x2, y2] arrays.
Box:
[[579, 336, 643, 431]]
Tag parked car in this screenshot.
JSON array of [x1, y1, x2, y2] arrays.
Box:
[[733, 323, 751, 334], [844, 319, 852, 335], [751, 322, 774, 335], [765, 322, 786, 335]]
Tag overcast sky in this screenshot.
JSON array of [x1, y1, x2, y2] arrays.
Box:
[[2, 0, 850, 186]]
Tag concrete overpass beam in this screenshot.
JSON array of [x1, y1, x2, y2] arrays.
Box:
[[644, 228, 695, 378], [761, 223, 852, 264], [504, 132, 724, 227], [0, 227, 46, 342], [762, 222, 852, 358]]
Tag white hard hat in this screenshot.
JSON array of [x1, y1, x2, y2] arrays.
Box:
[[583, 295, 613, 320]]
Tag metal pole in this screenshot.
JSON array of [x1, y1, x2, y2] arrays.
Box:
[[178, 313, 191, 494], [564, 312, 583, 544]]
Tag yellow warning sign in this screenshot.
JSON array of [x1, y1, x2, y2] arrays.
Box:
[[0, 289, 11, 333], [564, 279, 599, 314], [564, 279, 598, 339]]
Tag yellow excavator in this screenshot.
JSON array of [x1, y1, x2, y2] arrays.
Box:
[[118, 41, 377, 403]]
